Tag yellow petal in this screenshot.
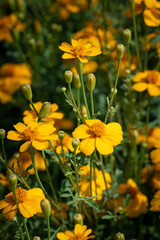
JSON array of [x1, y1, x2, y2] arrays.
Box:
[[144, 0, 157, 8], [32, 140, 49, 150], [133, 72, 148, 82], [132, 82, 148, 92], [20, 141, 31, 152], [38, 123, 56, 135], [148, 84, 160, 96], [2, 204, 17, 221], [150, 149, 160, 164], [143, 9, 160, 27], [62, 53, 75, 59], [96, 136, 114, 155], [19, 202, 35, 218], [59, 42, 73, 52], [72, 124, 92, 139], [7, 131, 22, 141], [79, 137, 95, 156], [78, 56, 88, 63], [85, 119, 101, 126], [71, 39, 78, 48], [13, 122, 27, 132]]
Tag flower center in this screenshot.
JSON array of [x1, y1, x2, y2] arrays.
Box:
[[90, 122, 104, 137], [72, 46, 84, 58], [147, 72, 158, 84], [127, 186, 138, 199], [22, 126, 39, 141], [13, 187, 27, 203]]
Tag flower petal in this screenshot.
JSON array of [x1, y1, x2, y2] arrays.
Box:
[[62, 53, 75, 59], [38, 123, 56, 135], [72, 124, 92, 139], [151, 149, 160, 164], [13, 122, 27, 132], [79, 137, 95, 156], [96, 136, 114, 155], [32, 140, 49, 150], [132, 82, 148, 92], [20, 141, 31, 152]]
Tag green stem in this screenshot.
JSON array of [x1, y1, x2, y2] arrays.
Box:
[[23, 218, 31, 240], [79, 73, 91, 119], [73, 149, 81, 212], [127, 44, 131, 70], [110, 154, 114, 210], [77, 88, 81, 110], [29, 100, 39, 117], [134, 143, 138, 184], [47, 216, 51, 240], [131, 6, 142, 71], [68, 83, 77, 108], [90, 91, 94, 118], [90, 154, 93, 197], [1, 139, 7, 161], [104, 59, 121, 123], [42, 150, 58, 203]]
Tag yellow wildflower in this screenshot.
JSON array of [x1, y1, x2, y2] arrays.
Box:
[[72, 119, 123, 156], [57, 224, 95, 240], [59, 39, 101, 63], [151, 190, 160, 211], [7, 121, 57, 152], [0, 187, 45, 221]]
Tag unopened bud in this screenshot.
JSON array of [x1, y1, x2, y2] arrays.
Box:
[[38, 102, 51, 120], [0, 129, 6, 139], [116, 44, 125, 60], [51, 23, 62, 32], [125, 68, 131, 75], [111, 88, 117, 94], [40, 199, 51, 218], [81, 106, 87, 120], [115, 232, 125, 240], [73, 74, 81, 88], [86, 73, 96, 91], [72, 138, 80, 149], [73, 213, 83, 225], [58, 131, 65, 141], [123, 29, 132, 45], [33, 237, 41, 240], [21, 84, 32, 101], [12, 216, 17, 222], [64, 70, 73, 84], [8, 174, 17, 189], [13, 153, 19, 159], [62, 87, 66, 92]]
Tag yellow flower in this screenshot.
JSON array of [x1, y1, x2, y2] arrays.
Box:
[[141, 165, 160, 190], [79, 164, 111, 201], [150, 190, 160, 211], [51, 133, 75, 153], [72, 119, 123, 156], [23, 101, 63, 125], [9, 151, 47, 175], [0, 187, 45, 221], [0, 63, 32, 104], [59, 39, 101, 63], [117, 179, 148, 218], [57, 224, 95, 240], [51, 202, 69, 220], [7, 121, 57, 152], [132, 70, 160, 96]]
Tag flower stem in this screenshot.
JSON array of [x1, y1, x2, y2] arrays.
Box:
[[90, 90, 94, 118], [131, 6, 142, 71], [77, 88, 81, 110], [42, 150, 58, 203], [23, 218, 31, 240], [68, 83, 77, 108], [90, 154, 94, 197], [127, 44, 131, 70], [73, 149, 81, 212], [1, 138, 7, 161], [29, 100, 39, 117], [47, 216, 51, 240], [104, 59, 121, 123], [79, 73, 91, 119]]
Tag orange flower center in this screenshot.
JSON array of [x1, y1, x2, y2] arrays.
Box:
[[71, 46, 85, 58], [90, 122, 105, 137], [13, 187, 27, 203], [147, 72, 158, 84], [127, 186, 138, 198], [22, 127, 39, 141]]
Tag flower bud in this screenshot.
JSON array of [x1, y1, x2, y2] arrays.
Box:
[[86, 73, 96, 91], [115, 232, 125, 240], [125, 68, 131, 75], [21, 84, 32, 101], [123, 29, 132, 45], [73, 213, 83, 225], [116, 44, 125, 60], [64, 70, 73, 84], [111, 88, 117, 94], [40, 199, 51, 218], [38, 102, 51, 120], [33, 237, 41, 240], [12, 216, 17, 222], [81, 106, 87, 121], [8, 174, 17, 189], [72, 138, 80, 149], [62, 87, 66, 92], [13, 152, 19, 159], [51, 23, 62, 32], [58, 131, 65, 141], [73, 74, 81, 88], [0, 129, 6, 139]]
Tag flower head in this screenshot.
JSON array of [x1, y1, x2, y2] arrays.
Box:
[[132, 70, 160, 96], [57, 224, 95, 240], [0, 187, 45, 221], [7, 121, 57, 152], [59, 39, 101, 63], [72, 119, 123, 156], [151, 190, 160, 211]]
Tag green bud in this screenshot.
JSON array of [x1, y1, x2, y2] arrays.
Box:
[[21, 84, 32, 101], [73, 74, 81, 88], [33, 237, 41, 240], [111, 88, 117, 94], [61, 87, 66, 92], [8, 174, 17, 189], [40, 199, 51, 217], [0, 129, 6, 139], [38, 102, 51, 120], [116, 44, 125, 60], [13, 152, 19, 159], [72, 138, 80, 149], [123, 29, 132, 45], [115, 232, 125, 240], [58, 131, 65, 141], [73, 213, 83, 225], [51, 23, 62, 32], [125, 68, 131, 75], [81, 106, 87, 121], [12, 216, 17, 222], [74, 58, 84, 75], [86, 73, 96, 91], [16, 0, 26, 13], [64, 70, 73, 84]]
